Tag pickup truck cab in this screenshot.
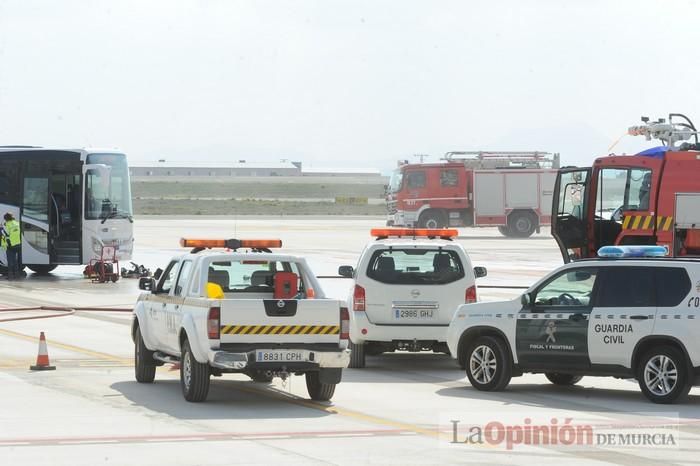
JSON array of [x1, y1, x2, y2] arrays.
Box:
[[447, 245, 700, 404], [131, 238, 350, 402], [339, 228, 486, 368]]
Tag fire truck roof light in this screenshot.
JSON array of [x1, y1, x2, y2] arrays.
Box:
[[597, 245, 668, 258], [370, 228, 459, 239], [180, 238, 283, 249]]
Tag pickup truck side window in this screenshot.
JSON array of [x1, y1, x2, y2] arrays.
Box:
[[532, 268, 598, 308], [157, 260, 179, 294], [174, 261, 193, 297]]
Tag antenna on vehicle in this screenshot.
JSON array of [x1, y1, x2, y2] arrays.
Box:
[[413, 154, 430, 163]]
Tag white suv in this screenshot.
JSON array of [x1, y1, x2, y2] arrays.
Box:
[[339, 228, 486, 368], [447, 247, 700, 403]]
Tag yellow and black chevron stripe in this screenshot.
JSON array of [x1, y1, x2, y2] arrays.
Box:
[[622, 215, 673, 231], [220, 324, 340, 335]]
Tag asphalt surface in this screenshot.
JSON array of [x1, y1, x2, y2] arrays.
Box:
[[1, 217, 698, 465]]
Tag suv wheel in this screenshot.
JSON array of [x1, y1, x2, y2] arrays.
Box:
[[180, 339, 210, 402], [637, 346, 691, 404], [545, 373, 583, 386], [134, 326, 156, 383], [349, 341, 366, 368], [464, 336, 511, 391]]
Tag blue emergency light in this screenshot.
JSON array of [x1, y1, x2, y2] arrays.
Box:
[[597, 245, 668, 258]]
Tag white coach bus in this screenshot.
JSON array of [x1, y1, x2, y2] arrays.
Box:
[[0, 147, 134, 274]]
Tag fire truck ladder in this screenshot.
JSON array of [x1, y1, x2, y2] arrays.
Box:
[[442, 151, 560, 169]]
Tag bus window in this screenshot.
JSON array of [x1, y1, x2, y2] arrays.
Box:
[[84, 153, 133, 220], [23, 177, 49, 222]]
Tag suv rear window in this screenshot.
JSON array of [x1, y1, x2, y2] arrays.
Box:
[[366, 249, 465, 285]]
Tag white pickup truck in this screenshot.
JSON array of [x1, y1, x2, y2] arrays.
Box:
[[130, 238, 351, 402]]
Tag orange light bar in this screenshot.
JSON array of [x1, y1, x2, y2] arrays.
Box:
[[180, 238, 226, 248], [370, 228, 458, 239], [239, 239, 283, 249], [180, 238, 282, 249]]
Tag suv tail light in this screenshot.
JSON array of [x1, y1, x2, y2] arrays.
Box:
[[353, 285, 366, 312], [340, 307, 350, 340], [465, 285, 477, 304], [207, 306, 220, 339]]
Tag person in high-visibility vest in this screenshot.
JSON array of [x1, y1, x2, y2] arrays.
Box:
[[2, 213, 21, 280]]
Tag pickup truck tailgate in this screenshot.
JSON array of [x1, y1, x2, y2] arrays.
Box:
[[219, 299, 341, 344]]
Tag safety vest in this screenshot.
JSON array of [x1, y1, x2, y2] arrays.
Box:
[[0, 234, 6, 251], [5, 220, 20, 247]]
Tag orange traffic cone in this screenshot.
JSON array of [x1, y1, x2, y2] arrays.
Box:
[[30, 332, 56, 371]]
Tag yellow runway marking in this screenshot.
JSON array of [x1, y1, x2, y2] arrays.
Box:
[[0, 327, 131, 364]]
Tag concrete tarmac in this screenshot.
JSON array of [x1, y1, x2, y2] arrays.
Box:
[[1, 217, 697, 465]]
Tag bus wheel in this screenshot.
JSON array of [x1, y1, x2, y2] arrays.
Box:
[[419, 211, 446, 229], [27, 265, 58, 275], [508, 212, 536, 238]]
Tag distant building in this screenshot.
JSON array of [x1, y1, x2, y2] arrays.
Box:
[[129, 160, 301, 177], [130, 160, 384, 178]]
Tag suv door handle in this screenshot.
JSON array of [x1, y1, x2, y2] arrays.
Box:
[[569, 313, 586, 322], [630, 315, 649, 320]]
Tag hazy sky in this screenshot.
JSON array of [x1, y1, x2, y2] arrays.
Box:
[[1, 0, 699, 172]]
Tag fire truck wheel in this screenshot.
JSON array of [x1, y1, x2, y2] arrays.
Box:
[[508, 212, 536, 237], [27, 265, 58, 275], [497, 226, 512, 237], [419, 211, 447, 229]]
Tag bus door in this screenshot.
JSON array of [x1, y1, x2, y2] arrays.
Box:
[[21, 167, 51, 266]]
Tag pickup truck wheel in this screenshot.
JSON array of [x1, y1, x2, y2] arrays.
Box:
[[134, 327, 156, 383], [464, 336, 511, 391], [349, 341, 366, 368], [180, 340, 210, 402], [637, 346, 691, 404], [305, 372, 336, 401], [545, 373, 583, 386]]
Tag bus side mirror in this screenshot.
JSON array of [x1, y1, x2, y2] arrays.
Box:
[[139, 277, 156, 292], [153, 268, 163, 280], [338, 265, 354, 278], [473, 266, 487, 279], [521, 293, 532, 308]]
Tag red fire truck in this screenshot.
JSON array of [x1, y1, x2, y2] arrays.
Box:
[[386, 152, 560, 237], [551, 113, 700, 262]]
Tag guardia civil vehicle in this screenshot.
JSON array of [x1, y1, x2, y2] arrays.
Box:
[[447, 246, 700, 403], [131, 238, 350, 402]]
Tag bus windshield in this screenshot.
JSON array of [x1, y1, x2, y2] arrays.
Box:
[[388, 169, 404, 193], [85, 153, 133, 220]]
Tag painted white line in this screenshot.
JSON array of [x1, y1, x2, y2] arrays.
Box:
[[145, 437, 205, 442], [317, 433, 374, 438], [238, 435, 291, 440]]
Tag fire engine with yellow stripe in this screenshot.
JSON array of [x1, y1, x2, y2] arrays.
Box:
[[131, 238, 350, 402], [552, 113, 700, 262]]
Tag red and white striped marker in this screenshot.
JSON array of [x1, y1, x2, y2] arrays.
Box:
[[30, 332, 56, 371]]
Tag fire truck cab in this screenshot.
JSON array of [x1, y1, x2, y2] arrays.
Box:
[[552, 114, 700, 262]]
